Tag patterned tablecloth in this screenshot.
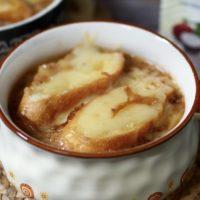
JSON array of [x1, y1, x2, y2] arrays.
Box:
[[0, 1, 200, 199]]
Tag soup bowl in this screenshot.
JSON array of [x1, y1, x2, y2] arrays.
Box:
[[0, 22, 199, 200]]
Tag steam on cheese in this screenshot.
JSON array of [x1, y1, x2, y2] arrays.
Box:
[[19, 41, 124, 130], [58, 86, 164, 153]]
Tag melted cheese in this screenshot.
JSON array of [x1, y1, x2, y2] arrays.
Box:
[[31, 43, 123, 98], [64, 86, 163, 139]]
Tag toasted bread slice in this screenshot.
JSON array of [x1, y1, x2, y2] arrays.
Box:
[[58, 86, 164, 153], [19, 42, 124, 130], [0, 0, 33, 23]]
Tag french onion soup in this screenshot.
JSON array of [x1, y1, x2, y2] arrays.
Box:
[[0, 0, 52, 26], [9, 40, 185, 153]]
